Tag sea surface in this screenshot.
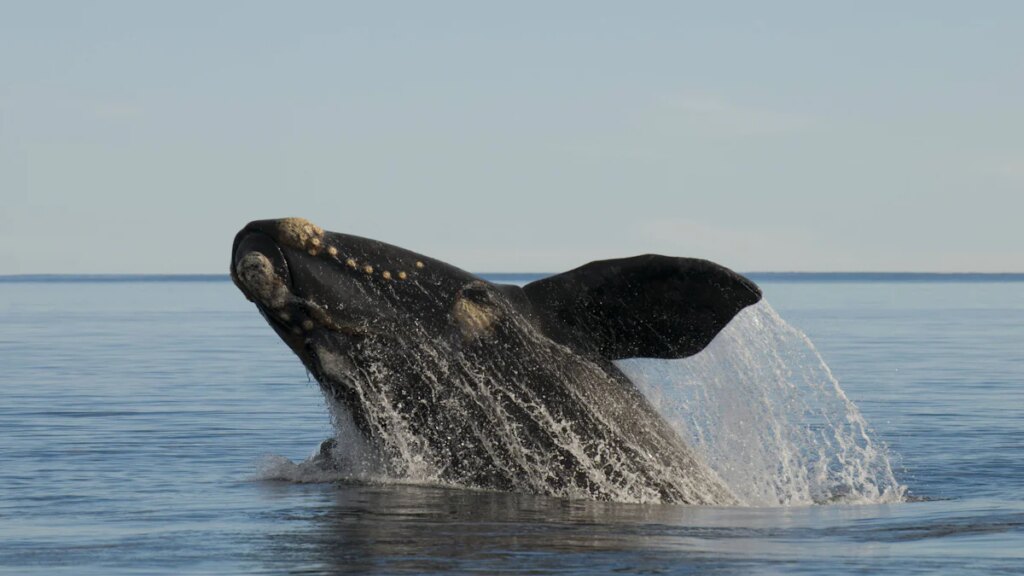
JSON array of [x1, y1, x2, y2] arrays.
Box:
[[0, 274, 1021, 574]]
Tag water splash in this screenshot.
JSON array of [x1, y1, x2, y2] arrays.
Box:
[[618, 301, 907, 506], [258, 299, 905, 506], [256, 398, 382, 484], [296, 315, 738, 504]]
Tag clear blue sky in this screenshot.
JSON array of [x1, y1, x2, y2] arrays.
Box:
[[2, 1, 1021, 273]]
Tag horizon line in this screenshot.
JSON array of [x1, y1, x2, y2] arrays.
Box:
[[2, 271, 1024, 283]]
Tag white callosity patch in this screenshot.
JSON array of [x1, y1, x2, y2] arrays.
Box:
[[267, 217, 417, 282], [235, 252, 290, 309], [274, 217, 325, 256], [618, 301, 907, 507], [451, 296, 499, 340]]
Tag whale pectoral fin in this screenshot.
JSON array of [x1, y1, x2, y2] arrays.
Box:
[[522, 254, 762, 360]]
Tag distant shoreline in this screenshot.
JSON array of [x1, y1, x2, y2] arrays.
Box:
[[2, 272, 1024, 283]]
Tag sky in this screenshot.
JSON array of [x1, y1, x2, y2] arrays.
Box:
[[1, 1, 1022, 274]]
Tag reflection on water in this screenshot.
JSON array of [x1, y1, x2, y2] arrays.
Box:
[[252, 482, 1023, 575]]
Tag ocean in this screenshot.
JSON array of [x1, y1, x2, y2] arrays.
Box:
[[0, 274, 1021, 574]]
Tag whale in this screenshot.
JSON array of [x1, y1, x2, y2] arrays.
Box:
[[231, 217, 762, 504]]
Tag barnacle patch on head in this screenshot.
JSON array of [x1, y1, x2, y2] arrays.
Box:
[[235, 252, 290, 309], [276, 217, 325, 255]]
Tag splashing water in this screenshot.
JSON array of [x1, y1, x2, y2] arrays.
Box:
[[257, 396, 384, 484], [260, 299, 905, 507], [618, 301, 906, 506]]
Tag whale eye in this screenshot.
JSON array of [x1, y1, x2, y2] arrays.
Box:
[[459, 282, 494, 305]]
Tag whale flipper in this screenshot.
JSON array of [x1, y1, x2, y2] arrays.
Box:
[[523, 254, 761, 360]]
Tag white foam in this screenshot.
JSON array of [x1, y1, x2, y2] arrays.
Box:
[[618, 301, 907, 506]]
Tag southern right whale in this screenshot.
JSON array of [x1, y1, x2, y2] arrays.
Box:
[[231, 218, 762, 504]]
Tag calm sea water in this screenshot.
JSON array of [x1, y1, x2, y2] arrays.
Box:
[[0, 275, 1021, 574]]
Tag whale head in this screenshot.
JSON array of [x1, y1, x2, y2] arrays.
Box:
[[231, 217, 507, 352]]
